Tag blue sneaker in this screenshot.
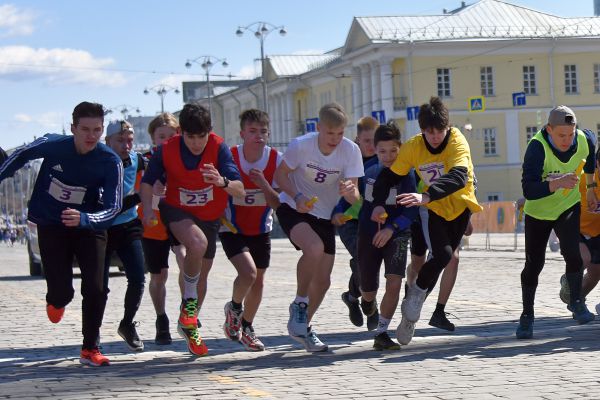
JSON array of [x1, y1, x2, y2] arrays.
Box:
[[287, 302, 308, 337], [515, 314, 534, 339], [568, 301, 595, 324]]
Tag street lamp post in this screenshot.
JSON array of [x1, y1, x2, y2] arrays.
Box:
[[105, 104, 141, 121], [143, 84, 180, 113], [185, 56, 228, 117], [236, 21, 286, 113]]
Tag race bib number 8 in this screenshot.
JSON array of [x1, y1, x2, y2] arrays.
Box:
[[304, 162, 340, 185], [179, 187, 213, 207], [232, 189, 266, 207], [48, 178, 86, 205], [418, 162, 445, 187]]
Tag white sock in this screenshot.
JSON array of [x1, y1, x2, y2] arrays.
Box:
[[294, 295, 309, 304], [183, 272, 200, 300], [376, 316, 391, 334]]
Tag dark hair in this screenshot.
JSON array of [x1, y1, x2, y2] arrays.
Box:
[[72, 102, 105, 126], [239, 109, 270, 131], [374, 120, 402, 147], [179, 103, 212, 135], [418, 96, 449, 131]]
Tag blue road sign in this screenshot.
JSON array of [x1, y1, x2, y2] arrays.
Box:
[[305, 118, 319, 133], [371, 110, 386, 123], [406, 106, 420, 121], [512, 92, 526, 107], [468, 96, 485, 112]]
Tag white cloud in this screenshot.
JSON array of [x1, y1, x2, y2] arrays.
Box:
[[13, 112, 62, 130], [0, 45, 126, 87], [0, 4, 36, 37], [14, 113, 31, 123], [235, 63, 259, 79]]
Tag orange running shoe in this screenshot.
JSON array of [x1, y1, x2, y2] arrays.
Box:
[[178, 298, 198, 329], [46, 304, 65, 323], [177, 325, 208, 356], [80, 348, 110, 367]]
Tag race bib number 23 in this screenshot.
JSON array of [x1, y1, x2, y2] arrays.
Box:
[[179, 187, 213, 207]]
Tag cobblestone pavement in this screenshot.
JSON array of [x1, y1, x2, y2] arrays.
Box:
[[1, 235, 599, 399]]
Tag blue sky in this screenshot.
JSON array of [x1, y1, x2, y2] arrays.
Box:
[[0, 0, 595, 149]]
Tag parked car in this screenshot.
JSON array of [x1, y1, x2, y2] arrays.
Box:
[[26, 220, 124, 276]]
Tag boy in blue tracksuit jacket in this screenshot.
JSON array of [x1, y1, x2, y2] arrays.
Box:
[[354, 122, 417, 350], [0, 102, 122, 367]]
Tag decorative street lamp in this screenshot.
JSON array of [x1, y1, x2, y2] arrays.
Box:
[[143, 84, 180, 113], [236, 21, 286, 113], [185, 55, 228, 117], [105, 104, 141, 121]]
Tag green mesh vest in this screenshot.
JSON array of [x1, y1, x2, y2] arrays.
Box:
[[524, 129, 589, 220]]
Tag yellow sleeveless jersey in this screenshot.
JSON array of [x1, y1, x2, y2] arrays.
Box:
[[391, 127, 482, 221]]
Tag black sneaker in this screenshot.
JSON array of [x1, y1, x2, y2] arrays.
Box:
[[428, 309, 456, 332], [155, 315, 172, 345], [361, 299, 379, 331], [373, 332, 401, 351], [118, 320, 144, 351], [342, 292, 363, 327]]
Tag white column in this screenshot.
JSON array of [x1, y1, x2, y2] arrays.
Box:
[[286, 91, 295, 143], [352, 66, 362, 121], [370, 61, 381, 111], [278, 94, 285, 143], [505, 110, 521, 164], [360, 64, 371, 117], [380, 59, 393, 122]]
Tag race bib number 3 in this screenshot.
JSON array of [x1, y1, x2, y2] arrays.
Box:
[[48, 178, 86, 205], [233, 189, 266, 207], [179, 187, 213, 207], [418, 162, 445, 187]]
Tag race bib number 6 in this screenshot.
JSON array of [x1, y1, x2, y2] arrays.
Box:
[[179, 187, 213, 207], [418, 162, 445, 187], [48, 177, 86, 205], [232, 189, 266, 207]]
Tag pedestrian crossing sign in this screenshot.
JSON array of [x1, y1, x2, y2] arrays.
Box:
[[468, 96, 485, 112]]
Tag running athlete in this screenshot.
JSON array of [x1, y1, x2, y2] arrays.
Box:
[[137, 113, 187, 345], [219, 109, 281, 351], [559, 145, 600, 310], [0, 102, 123, 366], [103, 120, 146, 351], [140, 103, 244, 356], [371, 96, 481, 346], [275, 102, 363, 352], [352, 121, 417, 350], [517, 107, 597, 339], [336, 116, 379, 329]]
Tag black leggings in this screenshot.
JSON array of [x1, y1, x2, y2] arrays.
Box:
[[38, 225, 108, 350], [415, 208, 470, 291], [521, 203, 582, 288]]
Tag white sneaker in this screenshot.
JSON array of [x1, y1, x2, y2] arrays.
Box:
[[287, 302, 308, 337], [291, 327, 328, 352], [401, 284, 428, 322], [396, 315, 416, 345], [595, 303, 600, 316]]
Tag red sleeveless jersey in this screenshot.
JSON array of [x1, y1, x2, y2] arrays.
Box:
[[163, 134, 228, 221], [228, 146, 278, 235]]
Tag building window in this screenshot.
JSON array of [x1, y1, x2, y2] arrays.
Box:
[[484, 128, 497, 156], [487, 193, 502, 202], [480, 66, 494, 96], [525, 126, 537, 142], [437, 68, 451, 97], [564, 64, 578, 94], [523, 65, 537, 95], [595, 64, 600, 93]]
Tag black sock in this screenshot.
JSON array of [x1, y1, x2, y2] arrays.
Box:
[[566, 272, 583, 305], [231, 300, 242, 310], [522, 285, 536, 316], [360, 299, 376, 316], [241, 318, 252, 329], [435, 303, 446, 313]]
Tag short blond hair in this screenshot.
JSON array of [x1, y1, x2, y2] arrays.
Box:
[[319, 102, 347, 128], [147, 112, 179, 138], [356, 116, 379, 135]]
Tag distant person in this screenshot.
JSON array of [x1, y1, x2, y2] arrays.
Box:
[[0, 102, 123, 366], [516, 106, 597, 339]]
